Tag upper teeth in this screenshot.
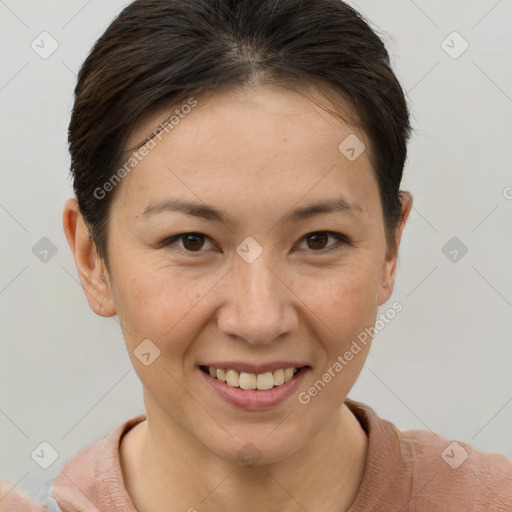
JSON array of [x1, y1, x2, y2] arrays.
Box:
[[207, 366, 298, 390]]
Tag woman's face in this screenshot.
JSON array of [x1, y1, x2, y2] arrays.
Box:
[[96, 84, 408, 464]]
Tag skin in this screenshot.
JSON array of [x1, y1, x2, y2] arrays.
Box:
[[63, 84, 412, 512]]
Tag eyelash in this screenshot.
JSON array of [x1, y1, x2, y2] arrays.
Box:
[[159, 231, 351, 256]]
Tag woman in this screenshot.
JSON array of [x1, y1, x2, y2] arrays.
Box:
[[1, 0, 511, 510]]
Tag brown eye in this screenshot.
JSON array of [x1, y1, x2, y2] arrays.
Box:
[[181, 233, 206, 251], [298, 231, 349, 253], [160, 232, 214, 253], [306, 232, 329, 250]]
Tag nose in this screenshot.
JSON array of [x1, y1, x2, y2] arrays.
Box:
[[216, 254, 298, 345]]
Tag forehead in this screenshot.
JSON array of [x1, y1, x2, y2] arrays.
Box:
[[115, 84, 378, 221], [127, 84, 364, 157]]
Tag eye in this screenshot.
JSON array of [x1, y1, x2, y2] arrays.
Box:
[[159, 230, 350, 255], [297, 231, 350, 253], [160, 232, 214, 253]]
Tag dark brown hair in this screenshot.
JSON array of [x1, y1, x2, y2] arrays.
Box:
[[68, 0, 411, 269]]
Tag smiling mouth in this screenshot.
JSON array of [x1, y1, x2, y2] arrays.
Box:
[[199, 365, 308, 391]]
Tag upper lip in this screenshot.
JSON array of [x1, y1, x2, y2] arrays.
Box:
[[200, 361, 310, 374]]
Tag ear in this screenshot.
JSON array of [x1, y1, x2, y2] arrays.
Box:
[[377, 191, 413, 306], [62, 198, 116, 317]]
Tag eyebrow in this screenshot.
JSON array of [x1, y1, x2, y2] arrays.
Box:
[[141, 196, 362, 227]]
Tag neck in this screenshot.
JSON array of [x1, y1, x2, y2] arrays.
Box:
[[120, 401, 367, 512]]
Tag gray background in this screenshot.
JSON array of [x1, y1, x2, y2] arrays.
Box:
[[1, 0, 511, 496]]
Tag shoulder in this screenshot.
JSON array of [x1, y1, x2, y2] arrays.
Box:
[[0, 479, 48, 512], [345, 398, 512, 511], [0, 414, 146, 512], [400, 428, 512, 508]]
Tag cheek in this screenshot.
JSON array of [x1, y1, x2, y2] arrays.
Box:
[[111, 269, 205, 397], [299, 265, 378, 390], [111, 261, 219, 351], [295, 269, 376, 411], [294, 260, 380, 340]]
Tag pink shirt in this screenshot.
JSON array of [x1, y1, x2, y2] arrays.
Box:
[[1, 398, 511, 511]]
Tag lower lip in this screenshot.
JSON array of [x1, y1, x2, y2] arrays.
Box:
[[199, 367, 309, 411]]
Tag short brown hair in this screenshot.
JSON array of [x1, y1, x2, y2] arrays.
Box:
[[68, 0, 411, 269]]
